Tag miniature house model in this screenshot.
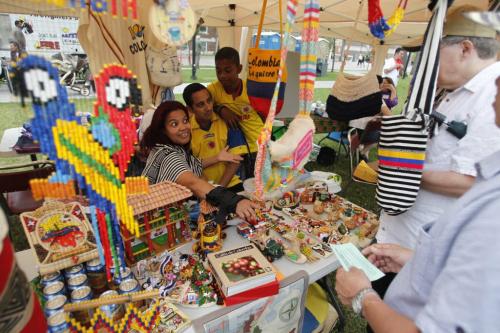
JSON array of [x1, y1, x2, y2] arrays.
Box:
[[121, 181, 192, 264]]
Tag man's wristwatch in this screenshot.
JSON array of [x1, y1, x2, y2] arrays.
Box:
[[352, 287, 377, 316]]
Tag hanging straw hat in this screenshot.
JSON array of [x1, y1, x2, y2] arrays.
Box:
[[443, 5, 497, 38]]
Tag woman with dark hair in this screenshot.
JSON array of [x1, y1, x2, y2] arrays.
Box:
[[141, 101, 257, 221], [378, 76, 398, 111]]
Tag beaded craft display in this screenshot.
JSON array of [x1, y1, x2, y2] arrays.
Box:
[[15, 55, 147, 280], [25, 0, 138, 18], [67, 299, 162, 333]]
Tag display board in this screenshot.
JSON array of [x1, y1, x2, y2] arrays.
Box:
[[0, 13, 83, 55], [193, 270, 308, 333]]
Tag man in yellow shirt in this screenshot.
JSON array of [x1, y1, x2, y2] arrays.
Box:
[[183, 83, 247, 193], [207, 47, 264, 179]]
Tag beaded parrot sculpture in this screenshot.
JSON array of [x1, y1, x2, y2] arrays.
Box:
[[15, 55, 146, 280]]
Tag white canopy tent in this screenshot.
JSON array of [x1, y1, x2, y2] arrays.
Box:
[[194, 0, 487, 76], [0, 0, 489, 45], [0, 0, 490, 107], [190, 0, 488, 46]]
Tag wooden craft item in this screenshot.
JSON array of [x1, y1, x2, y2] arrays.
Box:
[[20, 201, 98, 275]]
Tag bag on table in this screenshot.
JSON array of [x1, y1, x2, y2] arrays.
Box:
[[325, 71, 382, 121], [375, 0, 448, 215], [247, 0, 287, 118]]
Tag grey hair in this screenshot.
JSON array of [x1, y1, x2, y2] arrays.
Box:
[[441, 35, 500, 59]]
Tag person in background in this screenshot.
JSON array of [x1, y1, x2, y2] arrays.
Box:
[[383, 47, 405, 86], [183, 83, 247, 193], [12, 20, 27, 55], [207, 47, 264, 180], [140, 101, 257, 221], [349, 75, 398, 161], [9, 41, 21, 62], [358, 54, 364, 67]]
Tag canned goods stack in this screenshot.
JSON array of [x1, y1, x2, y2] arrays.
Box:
[[43, 281, 67, 300], [41, 271, 64, 287], [40, 261, 140, 329], [47, 311, 69, 333], [44, 295, 67, 317], [67, 274, 89, 292], [64, 264, 86, 279], [99, 290, 125, 321], [71, 286, 93, 326], [119, 278, 144, 309], [86, 258, 107, 295], [108, 266, 134, 291]]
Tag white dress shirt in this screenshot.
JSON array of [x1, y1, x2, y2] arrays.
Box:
[[377, 61, 500, 249], [383, 58, 399, 86]]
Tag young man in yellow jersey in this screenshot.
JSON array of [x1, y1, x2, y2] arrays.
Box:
[[207, 47, 264, 180], [183, 83, 247, 193]]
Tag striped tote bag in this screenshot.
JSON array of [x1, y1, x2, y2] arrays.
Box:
[[376, 0, 448, 215]]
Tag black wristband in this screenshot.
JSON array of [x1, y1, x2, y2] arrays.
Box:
[[206, 186, 246, 224]]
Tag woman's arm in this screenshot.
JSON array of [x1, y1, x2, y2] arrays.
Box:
[[176, 171, 257, 220], [176, 171, 214, 199]]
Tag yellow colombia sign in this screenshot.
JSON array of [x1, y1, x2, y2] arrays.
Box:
[[247, 49, 287, 83]]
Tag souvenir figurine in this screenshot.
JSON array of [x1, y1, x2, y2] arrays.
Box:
[[300, 182, 331, 203], [273, 191, 300, 210], [192, 201, 224, 256], [313, 199, 324, 214]]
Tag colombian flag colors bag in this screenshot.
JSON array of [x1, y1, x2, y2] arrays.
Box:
[[247, 0, 287, 118]]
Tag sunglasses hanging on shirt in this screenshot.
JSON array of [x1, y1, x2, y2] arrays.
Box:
[[429, 110, 468, 139]]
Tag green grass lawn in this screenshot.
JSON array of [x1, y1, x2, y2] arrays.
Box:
[[181, 68, 217, 83], [316, 70, 339, 81]]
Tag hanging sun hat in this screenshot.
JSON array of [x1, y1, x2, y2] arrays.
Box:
[[442, 5, 497, 38], [464, 11, 500, 33]]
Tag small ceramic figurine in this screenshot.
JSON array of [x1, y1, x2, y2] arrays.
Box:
[[273, 191, 300, 210], [313, 199, 324, 214]]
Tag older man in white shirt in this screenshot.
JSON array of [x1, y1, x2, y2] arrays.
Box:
[[376, 5, 500, 250], [336, 8, 500, 333]]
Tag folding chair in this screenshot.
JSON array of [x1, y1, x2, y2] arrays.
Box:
[[0, 160, 55, 216], [318, 130, 349, 157]]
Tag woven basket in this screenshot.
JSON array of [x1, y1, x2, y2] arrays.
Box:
[[331, 72, 380, 102]]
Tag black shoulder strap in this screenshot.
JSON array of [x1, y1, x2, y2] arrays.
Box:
[[405, 0, 448, 121]]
